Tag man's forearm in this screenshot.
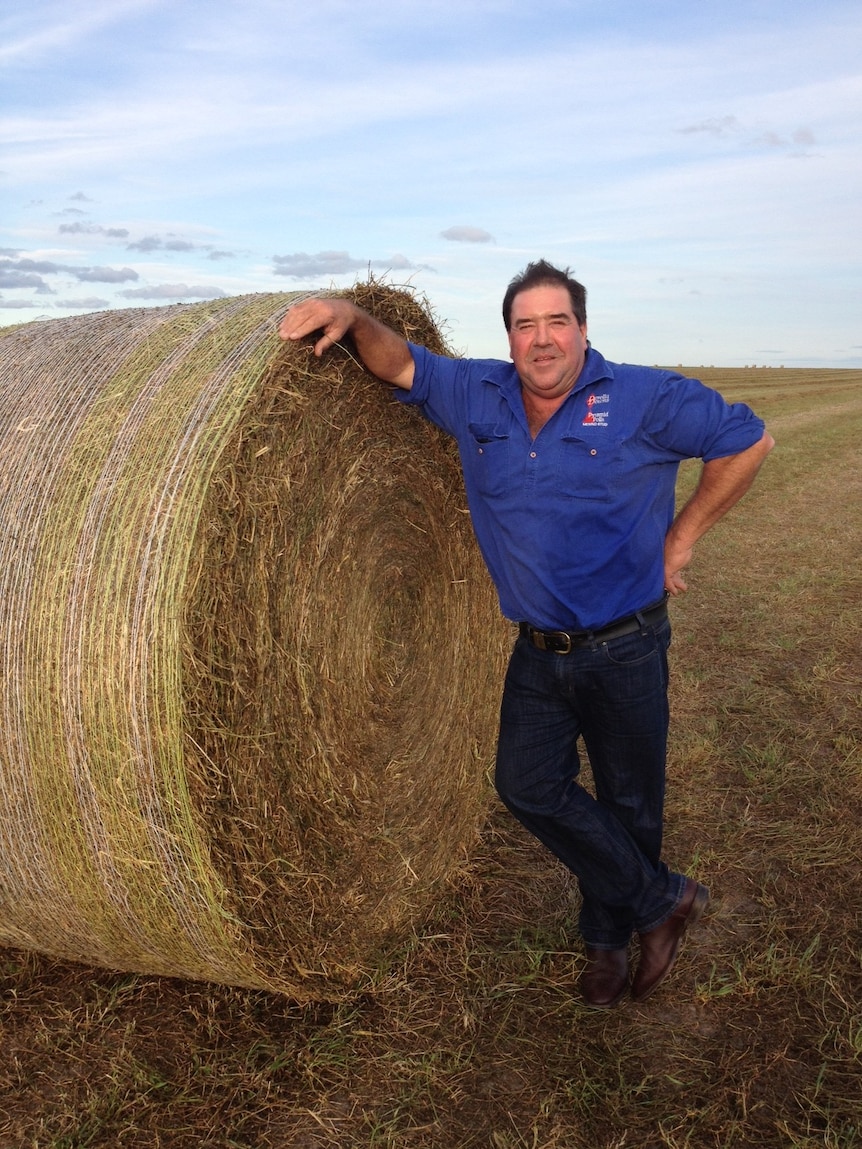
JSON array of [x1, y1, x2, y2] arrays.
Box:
[[669, 431, 775, 549], [663, 431, 774, 594], [348, 309, 415, 390]]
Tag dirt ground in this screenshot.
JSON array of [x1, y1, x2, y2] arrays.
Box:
[[1, 368, 861, 1148]]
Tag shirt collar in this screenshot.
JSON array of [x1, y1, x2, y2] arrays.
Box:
[[574, 346, 614, 391]]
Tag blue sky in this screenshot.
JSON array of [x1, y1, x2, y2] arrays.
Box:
[[2, 0, 860, 365]]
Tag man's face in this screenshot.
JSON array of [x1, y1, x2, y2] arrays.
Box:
[[507, 284, 589, 402]]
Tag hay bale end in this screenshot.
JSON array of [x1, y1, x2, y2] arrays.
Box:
[[0, 284, 506, 998]]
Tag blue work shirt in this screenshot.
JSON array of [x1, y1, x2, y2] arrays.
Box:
[[397, 344, 766, 631]]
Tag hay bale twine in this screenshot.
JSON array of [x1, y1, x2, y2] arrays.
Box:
[[0, 284, 506, 998]]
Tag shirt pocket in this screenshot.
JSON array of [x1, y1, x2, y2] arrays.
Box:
[[466, 422, 511, 498], [556, 434, 623, 502]]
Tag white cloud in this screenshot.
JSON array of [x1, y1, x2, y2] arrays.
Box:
[[127, 235, 200, 253], [0, 255, 140, 285], [0, 297, 41, 308], [273, 251, 368, 278], [118, 283, 228, 300], [0, 265, 53, 292], [441, 227, 495, 244], [54, 296, 110, 308], [73, 266, 139, 283], [272, 251, 432, 279], [59, 222, 130, 238], [677, 116, 741, 137]]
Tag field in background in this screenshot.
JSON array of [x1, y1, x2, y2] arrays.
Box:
[[2, 368, 861, 1148]]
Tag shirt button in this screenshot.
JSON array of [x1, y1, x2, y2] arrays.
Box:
[[530, 451, 537, 459], [590, 449, 597, 456], [478, 448, 484, 455]]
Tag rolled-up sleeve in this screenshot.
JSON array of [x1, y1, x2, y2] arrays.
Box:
[[646, 374, 766, 462]]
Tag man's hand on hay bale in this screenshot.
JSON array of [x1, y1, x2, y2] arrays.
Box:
[[280, 298, 415, 390], [280, 298, 354, 356]]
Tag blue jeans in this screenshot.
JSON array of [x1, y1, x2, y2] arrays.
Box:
[[494, 616, 686, 949]]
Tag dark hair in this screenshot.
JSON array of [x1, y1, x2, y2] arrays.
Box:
[[501, 260, 587, 331]]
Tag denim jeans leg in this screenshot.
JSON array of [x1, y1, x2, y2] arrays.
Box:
[[494, 620, 684, 949]]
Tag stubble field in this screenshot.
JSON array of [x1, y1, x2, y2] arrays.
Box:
[[1, 366, 860, 1148]]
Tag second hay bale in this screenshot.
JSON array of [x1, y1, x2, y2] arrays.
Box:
[[0, 284, 506, 998]]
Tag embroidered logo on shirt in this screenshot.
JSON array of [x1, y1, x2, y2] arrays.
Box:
[[583, 393, 610, 426]]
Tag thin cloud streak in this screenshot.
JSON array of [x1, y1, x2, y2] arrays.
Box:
[[0, 0, 161, 65]]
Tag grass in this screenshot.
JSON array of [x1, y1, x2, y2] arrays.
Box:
[[1, 367, 861, 1147]]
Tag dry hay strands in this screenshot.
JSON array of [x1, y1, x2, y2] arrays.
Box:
[[0, 284, 506, 999]]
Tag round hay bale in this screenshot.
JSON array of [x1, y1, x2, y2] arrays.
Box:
[[0, 284, 506, 999]]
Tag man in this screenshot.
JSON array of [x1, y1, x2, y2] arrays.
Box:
[[279, 261, 774, 1009]]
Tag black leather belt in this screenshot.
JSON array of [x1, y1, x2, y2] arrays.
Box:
[[519, 597, 669, 654]]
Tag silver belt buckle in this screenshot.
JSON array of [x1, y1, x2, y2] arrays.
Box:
[[548, 630, 573, 654]]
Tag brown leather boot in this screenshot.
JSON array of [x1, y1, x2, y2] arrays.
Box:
[[631, 878, 710, 1002], [580, 946, 629, 1009]]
